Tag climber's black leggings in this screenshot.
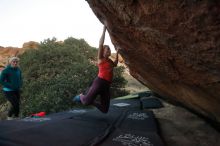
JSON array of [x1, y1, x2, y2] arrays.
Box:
[[80, 77, 111, 113]]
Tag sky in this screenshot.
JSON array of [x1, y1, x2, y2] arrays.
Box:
[[0, 0, 114, 50]]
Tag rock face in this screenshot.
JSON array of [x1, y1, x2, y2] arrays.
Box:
[[22, 41, 39, 50], [0, 41, 38, 68], [86, 0, 220, 127], [0, 47, 21, 67]]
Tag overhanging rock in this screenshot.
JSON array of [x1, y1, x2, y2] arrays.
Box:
[[86, 0, 220, 127]]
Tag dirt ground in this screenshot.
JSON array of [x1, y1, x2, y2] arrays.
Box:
[[123, 73, 220, 146]]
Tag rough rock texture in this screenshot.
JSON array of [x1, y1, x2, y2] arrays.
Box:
[[86, 0, 220, 127], [0, 47, 21, 67], [0, 41, 38, 67], [22, 41, 39, 50]]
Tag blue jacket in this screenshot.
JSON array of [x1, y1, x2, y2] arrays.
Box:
[[0, 65, 22, 91]]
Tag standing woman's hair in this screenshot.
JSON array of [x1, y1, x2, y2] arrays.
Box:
[[8, 57, 20, 64]]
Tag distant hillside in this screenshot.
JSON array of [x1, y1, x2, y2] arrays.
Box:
[[0, 41, 39, 68]]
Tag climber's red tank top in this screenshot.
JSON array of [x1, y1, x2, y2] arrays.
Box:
[[98, 59, 113, 82]]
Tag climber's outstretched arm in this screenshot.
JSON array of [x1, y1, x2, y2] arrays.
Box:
[[98, 25, 107, 61]]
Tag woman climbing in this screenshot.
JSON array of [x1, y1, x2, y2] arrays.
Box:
[[73, 25, 119, 113]]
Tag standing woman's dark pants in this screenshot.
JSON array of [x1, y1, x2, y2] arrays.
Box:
[[3, 91, 20, 117]]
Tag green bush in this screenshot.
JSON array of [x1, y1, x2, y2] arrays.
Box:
[[16, 37, 128, 116]]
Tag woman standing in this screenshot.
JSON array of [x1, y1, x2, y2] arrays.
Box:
[[0, 57, 22, 120], [73, 25, 119, 113]]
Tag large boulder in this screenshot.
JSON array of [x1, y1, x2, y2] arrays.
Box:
[[86, 0, 220, 127]]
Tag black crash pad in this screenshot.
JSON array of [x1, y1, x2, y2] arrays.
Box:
[[110, 98, 141, 109], [100, 129, 164, 146], [0, 98, 164, 146], [141, 96, 163, 109], [0, 119, 108, 146], [117, 109, 158, 133], [131, 90, 152, 98]]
